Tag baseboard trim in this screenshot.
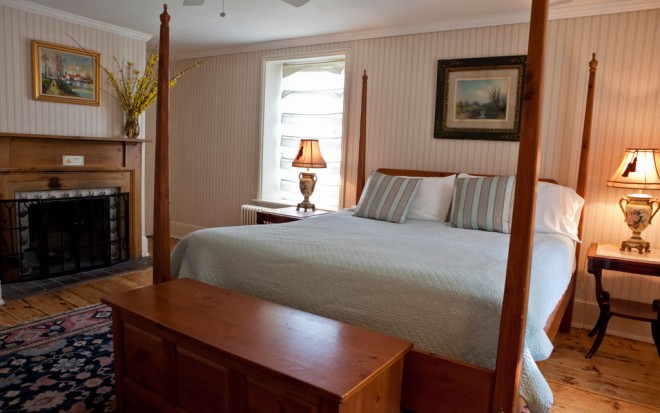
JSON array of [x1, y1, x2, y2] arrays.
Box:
[[141, 235, 149, 257]]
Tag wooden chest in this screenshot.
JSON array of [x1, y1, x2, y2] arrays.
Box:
[[102, 278, 412, 412]]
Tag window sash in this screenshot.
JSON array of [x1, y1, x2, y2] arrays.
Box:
[[261, 55, 345, 210]]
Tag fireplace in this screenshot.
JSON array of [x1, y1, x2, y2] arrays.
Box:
[[0, 189, 129, 283], [0, 133, 145, 297]]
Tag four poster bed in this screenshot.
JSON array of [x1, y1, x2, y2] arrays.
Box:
[[150, 1, 598, 412]]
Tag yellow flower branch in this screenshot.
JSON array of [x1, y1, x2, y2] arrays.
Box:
[[68, 35, 202, 119], [102, 53, 202, 119]]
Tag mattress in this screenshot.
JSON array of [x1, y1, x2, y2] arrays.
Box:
[[171, 210, 575, 413]]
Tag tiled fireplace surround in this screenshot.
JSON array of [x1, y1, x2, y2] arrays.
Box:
[[0, 133, 147, 302]]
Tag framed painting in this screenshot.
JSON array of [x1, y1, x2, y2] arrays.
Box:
[[32, 40, 101, 106], [434, 55, 526, 141]]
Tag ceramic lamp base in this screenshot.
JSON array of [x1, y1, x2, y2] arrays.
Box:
[[620, 238, 650, 254], [296, 200, 315, 212], [296, 171, 317, 212], [618, 194, 659, 254]]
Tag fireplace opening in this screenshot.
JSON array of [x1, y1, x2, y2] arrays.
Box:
[[0, 192, 129, 283]]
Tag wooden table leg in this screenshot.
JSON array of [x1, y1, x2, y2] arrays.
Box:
[[586, 266, 611, 359], [587, 310, 608, 337], [586, 312, 611, 359]]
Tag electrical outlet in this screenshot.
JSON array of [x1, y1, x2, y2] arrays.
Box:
[[63, 155, 84, 166]]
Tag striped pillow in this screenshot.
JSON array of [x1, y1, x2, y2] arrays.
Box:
[[354, 172, 422, 223], [450, 176, 516, 233]]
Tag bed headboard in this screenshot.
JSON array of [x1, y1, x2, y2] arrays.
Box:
[[376, 168, 559, 184], [376, 169, 454, 178]]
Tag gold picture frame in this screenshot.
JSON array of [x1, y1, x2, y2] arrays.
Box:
[[32, 40, 100, 106]]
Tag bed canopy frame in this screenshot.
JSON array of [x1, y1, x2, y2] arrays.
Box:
[[151, 1, 597, 411]]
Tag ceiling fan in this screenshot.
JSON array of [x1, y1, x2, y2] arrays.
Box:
[[183, 0, 310, 7]]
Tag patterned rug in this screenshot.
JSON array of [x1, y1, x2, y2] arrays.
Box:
[[0, 304, 114, 413]]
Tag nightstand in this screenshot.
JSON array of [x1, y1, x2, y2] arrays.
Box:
[[256, 207, 330, 224], [585, 243, 660, 358]]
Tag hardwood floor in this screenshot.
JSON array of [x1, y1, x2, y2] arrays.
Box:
[[1, 261, 658, 412], [541, 330, 660, 412], [0, 269, 153, 327]]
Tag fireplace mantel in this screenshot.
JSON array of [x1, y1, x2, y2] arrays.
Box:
[[0, 132, 145, 258], [0, 132, 149, 143]]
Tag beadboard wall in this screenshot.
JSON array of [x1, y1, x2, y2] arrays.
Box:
[[162, 8, 660, 341], [0, 3, 147, 138], [0, 2, 150, 257]]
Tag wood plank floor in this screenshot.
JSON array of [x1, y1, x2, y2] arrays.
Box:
[[1, 264, 658, 411], [541, 330, 660, 412], [0, 269, 153, 327]]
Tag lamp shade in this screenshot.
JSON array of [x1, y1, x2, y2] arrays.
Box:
[[292, 139, 327, 169], [607, 148, 660, 190]]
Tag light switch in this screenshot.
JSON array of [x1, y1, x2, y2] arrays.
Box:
[[63, 155, 84, 166]]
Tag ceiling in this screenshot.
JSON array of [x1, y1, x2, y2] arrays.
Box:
[[8, 0, 660, 58]]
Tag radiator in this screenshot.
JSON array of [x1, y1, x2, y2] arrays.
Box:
[[240, 204, 273, 225]]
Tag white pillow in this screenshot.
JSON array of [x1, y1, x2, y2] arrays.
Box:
[[535, 181, 584, 242], [450, 177, 583, 239], [356, 174, 456, 221], [408, 175, 456, 222]]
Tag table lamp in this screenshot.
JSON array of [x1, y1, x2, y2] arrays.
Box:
[[607, 148, 660, 253], [292, 139, 327, 211]]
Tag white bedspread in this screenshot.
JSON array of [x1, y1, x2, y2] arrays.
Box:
[[171, 210, 575, 413]]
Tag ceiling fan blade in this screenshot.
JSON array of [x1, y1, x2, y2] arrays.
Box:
[[281, 0, 310, 7], [183, 0, 205, 5]]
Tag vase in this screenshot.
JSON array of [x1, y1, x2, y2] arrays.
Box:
[[123, 115, 140, 139], [618, 194, 659, 253]]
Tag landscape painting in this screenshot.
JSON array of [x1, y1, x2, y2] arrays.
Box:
[[434, 55, 526, 141], [32, 40, 100, 106], [455, 78, 509, 120]]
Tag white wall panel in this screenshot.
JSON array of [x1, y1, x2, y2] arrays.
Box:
[[0, 4, 145, 138], [162, 9, 660, 339]]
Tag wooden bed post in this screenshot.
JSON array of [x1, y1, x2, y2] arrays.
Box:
[[356, 70, 368, 204], [153, 4, 172, 283], [493, 0, 549, 410], [560, 53, 598, 332]]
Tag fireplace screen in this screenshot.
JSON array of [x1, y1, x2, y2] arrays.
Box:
[[0, 193, 129, 283]]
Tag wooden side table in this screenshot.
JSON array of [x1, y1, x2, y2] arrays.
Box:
[[585, 243, 660, 358], [256, 206, 329, 224]]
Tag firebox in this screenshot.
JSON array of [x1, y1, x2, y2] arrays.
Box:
[[0, 191, 129, 283]]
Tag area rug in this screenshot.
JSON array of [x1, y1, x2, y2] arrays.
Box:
[[0, 304, 114, 413]]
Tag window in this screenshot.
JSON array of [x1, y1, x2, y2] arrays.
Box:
[[261, 54, 346, 210]]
